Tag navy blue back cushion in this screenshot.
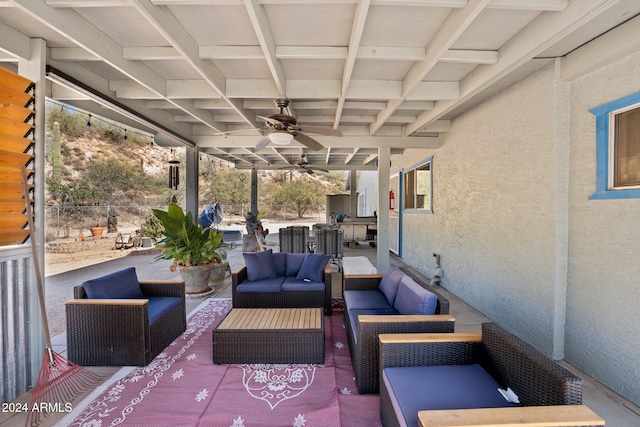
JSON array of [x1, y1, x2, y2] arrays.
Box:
[[272, 252, 287, 276], [393, 275, 438, 315], [82, 267, 143, 299], [284, 253, 306, 276], [243, 249, 277, 281], [378, 264, 405, 306], [296, 253, 330, 283]]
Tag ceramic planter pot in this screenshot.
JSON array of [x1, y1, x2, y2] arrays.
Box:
[[209, 261, 229, 289], [179, 263, 213, 294], [90, 227, 104, 237]]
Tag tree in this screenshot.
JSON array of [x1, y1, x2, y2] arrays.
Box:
[[270, 179, 325, 218], [82, 157, 144, 205], [207, 170, 250, 214]]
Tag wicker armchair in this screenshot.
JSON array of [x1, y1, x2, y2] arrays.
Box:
[[379, 322, 596, 427], [66, 279, 186, 366], [343, 267, 453, 394]]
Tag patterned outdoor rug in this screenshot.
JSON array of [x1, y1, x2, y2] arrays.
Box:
[[58, 299, 380, 427]]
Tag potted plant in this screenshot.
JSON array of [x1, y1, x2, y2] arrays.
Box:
[[153, 203, 228, 294]]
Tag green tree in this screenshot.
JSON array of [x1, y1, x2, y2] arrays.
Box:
[[207, 170, 250, 213], [82, 157, 144, 205], [270, 179, 325, 218]]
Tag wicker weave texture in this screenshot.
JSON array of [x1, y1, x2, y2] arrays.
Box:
[[66, 280, 186, 366], [379, 322, 585, 427], [232, 265, 332, 315]]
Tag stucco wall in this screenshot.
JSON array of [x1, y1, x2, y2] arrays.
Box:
[[393, 53, 640, 406], [397, 65, 561, 354], [566, 51, 640, 404]]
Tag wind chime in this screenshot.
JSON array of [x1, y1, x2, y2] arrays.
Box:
[[168, 149, 180, 190]]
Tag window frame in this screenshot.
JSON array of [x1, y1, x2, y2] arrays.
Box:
[[401, 156, 433, 214], [589, 91, 640, 199]]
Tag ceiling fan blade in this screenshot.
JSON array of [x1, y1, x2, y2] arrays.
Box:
[[255, 135, 272, 150], [296, 125, 342, 137], [278, 165, 296, 170], [293, 132, 324, 151], [257, 115, 285, 128], [313, 167, 329, 173]]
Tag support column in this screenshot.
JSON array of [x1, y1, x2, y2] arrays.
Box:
[[250, 167, 258, 214], [377, 145, 391, 273], [350, 170, 358, 217], [185, 146, 199, 217]]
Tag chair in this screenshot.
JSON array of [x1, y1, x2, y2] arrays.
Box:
[[278, 226, 309, 253], [65, 267, 186, 366], [255, 229, 278, 251], [314, 227, 343, 264], [379, 322, 595, 427]]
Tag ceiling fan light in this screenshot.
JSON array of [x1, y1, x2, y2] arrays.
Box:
[[270, 130, 294, 145]]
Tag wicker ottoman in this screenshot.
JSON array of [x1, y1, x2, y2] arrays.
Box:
[[213, 308, 324, 364]]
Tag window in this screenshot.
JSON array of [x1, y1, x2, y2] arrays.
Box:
[[590, 91, 640, 199], [403, 157, 433, 212]]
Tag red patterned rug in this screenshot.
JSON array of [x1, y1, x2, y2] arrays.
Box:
[[59, 299, 381, 427]]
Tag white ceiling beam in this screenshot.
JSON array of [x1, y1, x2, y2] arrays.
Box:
[[195, 99, 236, 109], [195, 134, 441, 149], [334, 0, 371, 128], [406, 0, 624, 135], [0, 21, 31, 60], [440, 49, 498, 64], [147, 100, 179, 108], [199, 45, 264, 59], [123, 46, 183, 60], [50, 47, 100, 61], [344, 148, 359, 164], [242, 147, 271, 164], [406, 82, 459, 100], [15, 0, 224, 135], [560, 13, 640, 81], [130, 0, 254, 129], [243, 0, 287, 95], [276, 46, 347, 59], [227, 79, 281, 98], [370, 0, 491, 134], [167, 80, 222, 98], [45, 0, 131, 6]]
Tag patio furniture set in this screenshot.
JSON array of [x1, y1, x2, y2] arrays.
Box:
[[65, 256, 605, 426]]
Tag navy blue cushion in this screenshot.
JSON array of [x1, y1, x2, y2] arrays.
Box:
[[272, 252, 287, 277], [378, 265, 405, 306], [383, 364, 517, 427], [393, 275, 438, 315], [343, 290, 394, 311], [281, 276, 325, 291], [284, 253, 306, 276], [236, 277, 283, 292], [146, 297, 182, 325], [243, 249, 277, 281], [296, 253, 330, 282], [82, 267, 143, 299], [348, 307, 398, 343]]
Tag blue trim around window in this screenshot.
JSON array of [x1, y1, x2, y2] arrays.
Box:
[[401, 156, 434, 213], [589, 90, 640, 199]]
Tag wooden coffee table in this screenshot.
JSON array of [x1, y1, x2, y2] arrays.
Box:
[[212, 308, 324, 364]]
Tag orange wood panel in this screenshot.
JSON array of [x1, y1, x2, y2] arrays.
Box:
[[0, 229, 29, 246], [0, 67, 34, 92], [0, 102, 34, 122], [0, 132, 34, 153], [0, 199, 26, 214], [0, 149, 33, 168], [0, 166, 34, 184], [0, 182, 33, 199], [0, 116, 34, 138], [0, 82, 34, 108], [0, 214, 28, 230]]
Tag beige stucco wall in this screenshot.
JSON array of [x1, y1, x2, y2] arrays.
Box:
[[393, 52, 640, 405]]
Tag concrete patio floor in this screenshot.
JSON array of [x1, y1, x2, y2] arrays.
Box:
[[2, 239, 639, 426]]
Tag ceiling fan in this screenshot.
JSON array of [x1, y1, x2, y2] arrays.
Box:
[[255, 97, 342, 151], [279, 154, 328, 175]]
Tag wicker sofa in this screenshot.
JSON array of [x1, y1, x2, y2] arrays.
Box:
[[232, 250, 333, 315], [66, 267, 186, 366], [379, 322, 595, 427], [343, 265, 454, 394]]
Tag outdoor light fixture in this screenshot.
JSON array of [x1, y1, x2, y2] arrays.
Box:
[[269, 130, 294, 145]]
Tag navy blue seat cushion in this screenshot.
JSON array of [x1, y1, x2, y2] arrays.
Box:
[[348, 308, 398, 343], [146, 297, 182, 325], [243, 249, 278, 281], [296, 253, 330, 282], [236, 277, 283, 292], [343, 290, 395, 311], [284, 253, 306, 276], [383, 364, 517, 427], [393, 275, 438, 315], [378, 264, 405, 306], [272, 252, 287, 277], [82, 267, 144, 299], [281, 276, 325, 291]]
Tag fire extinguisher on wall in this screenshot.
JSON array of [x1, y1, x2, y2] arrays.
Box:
[[390, 190, 395, 210]]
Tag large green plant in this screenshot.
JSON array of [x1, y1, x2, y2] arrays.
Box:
[[153, 203, 224, 271]]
